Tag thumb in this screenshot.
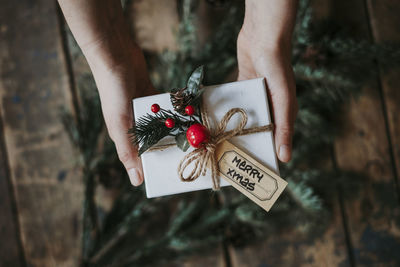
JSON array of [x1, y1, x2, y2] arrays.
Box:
[[274, 102, 294, 163], [268, 83, 294, 163], [109, 116, 144, 186], [259, 60, 296, 163]]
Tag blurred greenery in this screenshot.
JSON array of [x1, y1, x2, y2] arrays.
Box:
[[62, 0, 400, 266]]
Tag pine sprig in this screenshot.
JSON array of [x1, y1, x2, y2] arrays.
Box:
[[131, 66, 205, 155], [130, 109, 193, 156]]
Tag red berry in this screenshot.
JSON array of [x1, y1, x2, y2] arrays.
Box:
[[151, 104, 160, 113], [185, 105, 195, 116], [186, 123, 210, 148], [165, 118, 175, 128]]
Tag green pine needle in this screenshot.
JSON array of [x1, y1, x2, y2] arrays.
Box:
[[129, 109, 191, 156]]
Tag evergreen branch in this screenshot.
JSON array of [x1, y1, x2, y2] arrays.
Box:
[[130, 109, 192, 156], [286, 179, 323, 213], [294, 63, 358, 89], [321, 37, 400, 65]]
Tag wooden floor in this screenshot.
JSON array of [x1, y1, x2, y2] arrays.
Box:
[[0, 0, 399, 266]]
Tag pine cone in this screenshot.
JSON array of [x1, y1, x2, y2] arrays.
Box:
[[170, 87, 193, 115]]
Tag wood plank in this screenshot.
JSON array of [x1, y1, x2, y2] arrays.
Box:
[[181, 246, 226, 267], [332, 0, 400, 265], [229, 0, 352, 266], [230, 199, 350, 267], [131, 0, 179, 53], [0, 114, 25, 266], [367, 0, 400, 201], [0, 0, 83, 266]]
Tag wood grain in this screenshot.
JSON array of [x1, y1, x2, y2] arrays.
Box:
[[332, 0, 400, 266], [367, 0, 400, 200], [181, 247, 226, 267], [0, 0, 83, 266], [131, 0, 179, 53], [230, 199, 350, 267], [0, 114, 25, 267]]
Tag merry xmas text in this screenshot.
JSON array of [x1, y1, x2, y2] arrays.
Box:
[[225, 156, 264, 191]]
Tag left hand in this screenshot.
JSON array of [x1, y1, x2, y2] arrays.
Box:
[[237, 0, 298, 162]]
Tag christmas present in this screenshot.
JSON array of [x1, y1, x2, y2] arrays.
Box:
[[132, 67, 287, 211]]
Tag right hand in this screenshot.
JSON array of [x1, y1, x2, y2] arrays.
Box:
[[85, 40, 156, 186], [57, 0, 156, 186]]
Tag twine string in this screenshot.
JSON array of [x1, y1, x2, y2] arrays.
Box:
[[145, 105, 274, 191], [178, 106, 272, 190]]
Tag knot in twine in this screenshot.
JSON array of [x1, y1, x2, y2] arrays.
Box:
[[177, 107, 273, 190]]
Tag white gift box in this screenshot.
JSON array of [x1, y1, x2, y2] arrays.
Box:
[[133, 78, 279, 198]]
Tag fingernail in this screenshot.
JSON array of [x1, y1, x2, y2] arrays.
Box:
[[279, 145, 290, 162], [128, 168, 141, 186]]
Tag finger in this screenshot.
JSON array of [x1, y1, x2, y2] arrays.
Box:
[[109, 115, 144, 186], [257, 58, 296, 163], [271, 87, 294, 163]]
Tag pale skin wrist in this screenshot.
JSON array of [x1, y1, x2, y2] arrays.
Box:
[[241, 0, 296, 54], [79, 21, 153, 97], [84, 38, 144, 89], [82, 26, 137, 77], [59, 0, 137, 81]]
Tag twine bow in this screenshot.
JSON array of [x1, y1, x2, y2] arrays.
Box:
[[177, 107, 273, 190]]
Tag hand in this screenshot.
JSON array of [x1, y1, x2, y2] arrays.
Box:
[[237, 0, 298, 162], [58, 0, 156, 186], [85, 40, 156, 186]]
